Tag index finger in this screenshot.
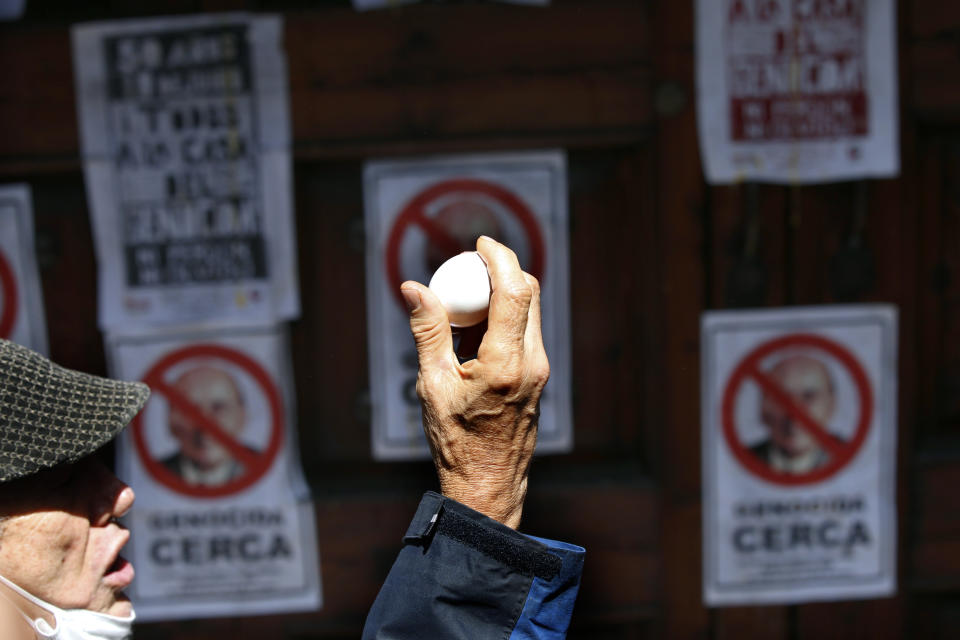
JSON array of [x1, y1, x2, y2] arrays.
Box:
[[475, 236, 531, 364]]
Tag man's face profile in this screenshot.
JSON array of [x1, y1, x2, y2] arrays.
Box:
[[168, 366, 246, 470], [759, 355, 836, 459]]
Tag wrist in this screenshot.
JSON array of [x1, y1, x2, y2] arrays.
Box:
[[438, 475, 527, 529]]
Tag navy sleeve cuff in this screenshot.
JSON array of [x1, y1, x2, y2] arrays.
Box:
[[405, 491, 569, 581], [363, 492, 584, 640]]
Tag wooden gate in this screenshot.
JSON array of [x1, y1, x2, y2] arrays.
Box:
[[0, 1, 958, 637]]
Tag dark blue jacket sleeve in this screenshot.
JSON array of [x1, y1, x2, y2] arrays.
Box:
[[362, 492, 585, 640]]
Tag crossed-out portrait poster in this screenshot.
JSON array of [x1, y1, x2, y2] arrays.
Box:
[[696, 0, 898, 183], [107, 325, 321, 621], [701, 305, 897, 605], [0, 184, 47, 353], [72, 14, 299, 331], [363, 150, 573, 460]]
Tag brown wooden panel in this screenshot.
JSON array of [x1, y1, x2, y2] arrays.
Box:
[[784, 178, 913, 308], [911, 41, 960, 122], [20, 1, 202, 22], [577, 550, 659, 615], [715, 606, 789, 640], [566, 147, 656, 457], [650, 0, 709, 635], [651, 33, 703, 502], [289, 160, 371, 463], [290, 69, 652, 155], [913, 463, 960, 540], [909, 0, 960, 122], [911, 460, 960, 592], [908, 594, 960, 640], [931, 143, 960, 439], [796, 599, 905, 640], [911, 0, 960, 38], [20, 172, 104, 370], [0, 3, 653, 172], [911, 538, 960, 591], [283, 4, 648, 86], [788, 183, 853, 305], [613, 143, 665, 467], [915, 135, 946, 442], [709, 183, 789, 309], [659, 502, 705, 639], [285, 3, 652, 146], [914, 136, 960, 442], [0, 27, 78, 170]]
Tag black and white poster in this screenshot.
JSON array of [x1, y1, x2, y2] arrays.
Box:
[[702, 305, 897, 605], [72, 14, 299, 331]]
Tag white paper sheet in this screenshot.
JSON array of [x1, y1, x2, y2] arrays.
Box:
[[696, 0, 899, 183], [106, 325, 321, 621], [72, 14, 299, 331], [701, 305, 897, 605], [363, 150, 572, 460]]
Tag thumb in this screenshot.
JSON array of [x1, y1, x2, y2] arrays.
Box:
[[401, 281, 455, 368]]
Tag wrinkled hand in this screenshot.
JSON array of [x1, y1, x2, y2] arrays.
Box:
[[400, 236, 549, 529]]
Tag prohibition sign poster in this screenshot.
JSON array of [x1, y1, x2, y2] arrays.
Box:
[[363, 150, 572, 460], [0, 184, 48, 353], [107, 325, 321, 621], [696, 0, 898, 184], [702, 305, 897, 605], [72, 13, 300, 331]]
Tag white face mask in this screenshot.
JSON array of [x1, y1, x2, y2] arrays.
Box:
[[0, 574, 134, 640]]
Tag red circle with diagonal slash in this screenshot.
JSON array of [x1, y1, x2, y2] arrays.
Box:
[[722, 333, 873, 486], [0, 250, 19, 339], [385, 178, 545, 309], [131, 344, 284, 498]]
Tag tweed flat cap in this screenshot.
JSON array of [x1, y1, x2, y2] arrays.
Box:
[[0, 339, 150, 482]]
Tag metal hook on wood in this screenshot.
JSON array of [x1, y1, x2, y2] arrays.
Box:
[[828, 181, 875, 300], [725, 182, 768, 307]]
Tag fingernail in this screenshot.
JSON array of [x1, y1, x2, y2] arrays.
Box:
[[401, 288, 421, 312]]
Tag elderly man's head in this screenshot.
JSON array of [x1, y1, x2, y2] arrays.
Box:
[[759, 354, 836, 459], [168, 365, 246, 472], [0, 339, 148, 634]]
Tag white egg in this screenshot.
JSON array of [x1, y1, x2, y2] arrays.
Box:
[[428, 251, 491, 327]]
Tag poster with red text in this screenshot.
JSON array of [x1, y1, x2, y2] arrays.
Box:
[[107, 325, 321, 621], [702, 305, 897, 605], [696, 0, 898, 184], [0, 184, 48, 354], [363, 150, 572, 460]]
